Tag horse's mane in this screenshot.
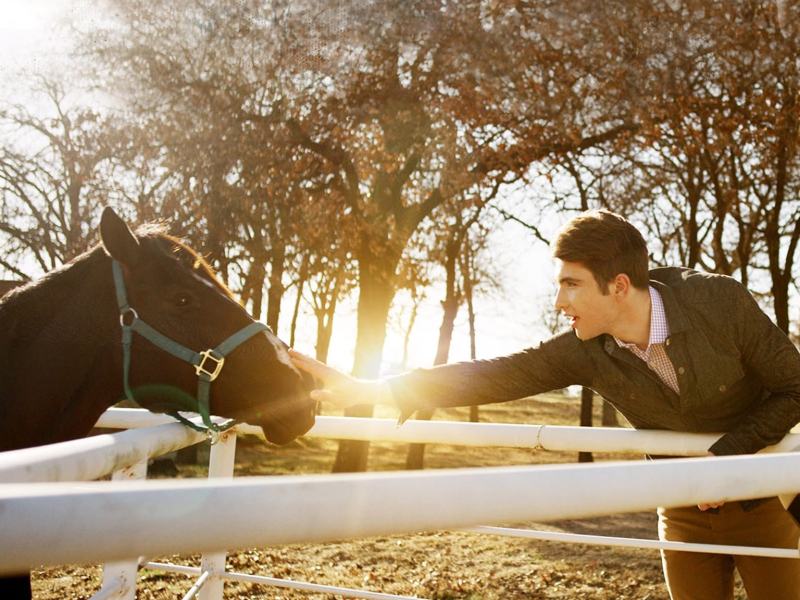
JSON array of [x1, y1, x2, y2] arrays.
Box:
[[0, 225, 236, 339], [156, 231, 236, 301]]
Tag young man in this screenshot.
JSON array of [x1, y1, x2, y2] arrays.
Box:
[[290, 209, 800, 600]]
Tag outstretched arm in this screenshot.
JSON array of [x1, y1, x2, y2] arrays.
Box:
[[289, 349, 394, 409], [291, 330, 593, 419]]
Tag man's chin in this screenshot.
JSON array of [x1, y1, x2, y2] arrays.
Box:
[[573, 328, 600, 341]]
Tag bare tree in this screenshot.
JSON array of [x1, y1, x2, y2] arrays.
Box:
[[0, 79, 121, 276], [405, 193, 503, 468]]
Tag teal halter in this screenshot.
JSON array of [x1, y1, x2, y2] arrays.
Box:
[[111, 259, 268, 442]]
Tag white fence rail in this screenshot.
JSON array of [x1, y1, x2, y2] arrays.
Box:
[[0, 416, 207, 483], [0, 408, 800, 483], [2, 451, 800, 574], [1, 408, 799, 598], [3, 408, 798, 485], [98, 408, 800, 456]]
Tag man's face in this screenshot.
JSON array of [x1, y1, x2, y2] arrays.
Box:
[[553, 260, 620, 340]]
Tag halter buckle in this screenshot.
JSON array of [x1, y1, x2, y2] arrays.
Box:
[[195, 350, 225, 381], [207, 428, 221, 445]]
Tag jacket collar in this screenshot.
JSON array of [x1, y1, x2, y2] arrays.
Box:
[[649, 279, 690, 334]]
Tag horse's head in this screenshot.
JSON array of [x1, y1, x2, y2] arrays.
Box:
[[99, 207, 315, 444]]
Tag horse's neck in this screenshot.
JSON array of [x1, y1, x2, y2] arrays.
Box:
[[0, 251, 122, 449]]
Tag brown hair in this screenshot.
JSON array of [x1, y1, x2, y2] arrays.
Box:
[[552, 209, 649, 293]]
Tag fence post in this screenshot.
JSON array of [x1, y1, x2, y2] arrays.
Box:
[[198, 429, 237, 600], [100, 459, 148, 599]]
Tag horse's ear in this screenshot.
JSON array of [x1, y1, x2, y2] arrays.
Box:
[[100, 207, 141, 266]]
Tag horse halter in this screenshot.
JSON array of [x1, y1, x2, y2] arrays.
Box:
[[112, 259, 268, 442]]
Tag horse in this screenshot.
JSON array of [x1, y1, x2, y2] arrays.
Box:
[[0, 207, 316, 598]]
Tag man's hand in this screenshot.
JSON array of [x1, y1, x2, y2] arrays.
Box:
[[698, 451, 725, 511], [288, 349, 392, 410]]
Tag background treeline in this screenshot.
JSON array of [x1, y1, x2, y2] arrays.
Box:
[[1, 0, 799, 471]]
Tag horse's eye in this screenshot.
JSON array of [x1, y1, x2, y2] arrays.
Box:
[[174, 293, 191, 307]]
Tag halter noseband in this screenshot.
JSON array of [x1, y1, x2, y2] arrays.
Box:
[[112, 259, 268, 442]]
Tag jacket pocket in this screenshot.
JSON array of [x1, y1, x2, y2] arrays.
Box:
[[694, 375, 758, 423]]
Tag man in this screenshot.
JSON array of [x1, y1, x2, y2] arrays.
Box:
[[290, 209, 800, 600]]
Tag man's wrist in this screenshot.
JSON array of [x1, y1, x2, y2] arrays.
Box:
[[373, 380, 394, 406], [349, 379, 395, 406]]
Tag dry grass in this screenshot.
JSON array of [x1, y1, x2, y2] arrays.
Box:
[[31, 394, 749, 599]]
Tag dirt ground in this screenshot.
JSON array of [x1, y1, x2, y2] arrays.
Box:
[[31, 395, 749, 599]]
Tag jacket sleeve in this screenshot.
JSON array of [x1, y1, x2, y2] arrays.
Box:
[[386, 330, 594, 419], [709, 281, 800, 455]]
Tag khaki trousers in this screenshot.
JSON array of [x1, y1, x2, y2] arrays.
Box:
[[658, 498, 800, 600]]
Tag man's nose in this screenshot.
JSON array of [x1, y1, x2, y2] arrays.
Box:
[[553, 288, 566, 311]]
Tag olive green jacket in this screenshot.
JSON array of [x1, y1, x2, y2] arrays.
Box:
[[389, 267, 800, 456]]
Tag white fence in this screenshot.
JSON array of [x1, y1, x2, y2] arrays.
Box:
[[1, 409, 799, 599]]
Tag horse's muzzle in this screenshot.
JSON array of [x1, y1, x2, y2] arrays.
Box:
[[259, 393, 316, 445]]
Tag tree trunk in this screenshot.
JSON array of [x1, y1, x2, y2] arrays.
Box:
[[406, 249, 460, 469], [289, 257, 309, 348], [578, 387, 594, 463], [462, 249, 479, 423], [601, 399, 619, 427], [404, 407, 434, 469], [265, 242, 285, 332], [684, 173, 703, 269], [247, 255, 267, 321], [289, 279, 304, 348], [401, 301, 419, 369], [316, 271, 342, 362], [765, 83, 798, 335], [771, 274, 791, 334], [315, 303, 337, 363], [332, 258, 396, 473]]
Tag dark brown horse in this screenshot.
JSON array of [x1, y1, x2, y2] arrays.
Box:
[[0, 207, 316, 597]]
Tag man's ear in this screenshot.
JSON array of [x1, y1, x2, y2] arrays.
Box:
[[100, 207, 141, 267], [612, 273, 631, 297]]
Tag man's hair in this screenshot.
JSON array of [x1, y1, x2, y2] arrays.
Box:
[[552, 209, 649, 293]]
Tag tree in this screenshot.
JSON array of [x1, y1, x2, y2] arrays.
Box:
[[404, 192, 500, 469], [0, 79, 121, 276], [614, 1, 800, 332], [82, 0, 320, 330], [300, 200, 358, 363], [275, 1, 520, 471]]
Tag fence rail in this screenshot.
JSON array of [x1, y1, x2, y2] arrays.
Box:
[[3, 408, 798, 485], [99, 408, 800, 455], [1, 408, 799, 598], [2, 451, 800, 575]]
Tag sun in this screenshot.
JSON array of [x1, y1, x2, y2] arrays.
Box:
[[0, 0, 75, 77], [4, 1, 66, 30]]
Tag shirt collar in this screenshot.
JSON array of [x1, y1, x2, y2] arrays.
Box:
[[649, 278, 689, 334]]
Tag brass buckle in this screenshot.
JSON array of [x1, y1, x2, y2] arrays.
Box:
[[195, 350, 225, 381], [207, 428, 221, 445]]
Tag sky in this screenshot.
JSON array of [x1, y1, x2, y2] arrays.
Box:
[[1, 2, 73, 79], [0, 1, 564, 375]]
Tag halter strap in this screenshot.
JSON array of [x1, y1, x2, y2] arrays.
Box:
[[111, 260, 268, 441]]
